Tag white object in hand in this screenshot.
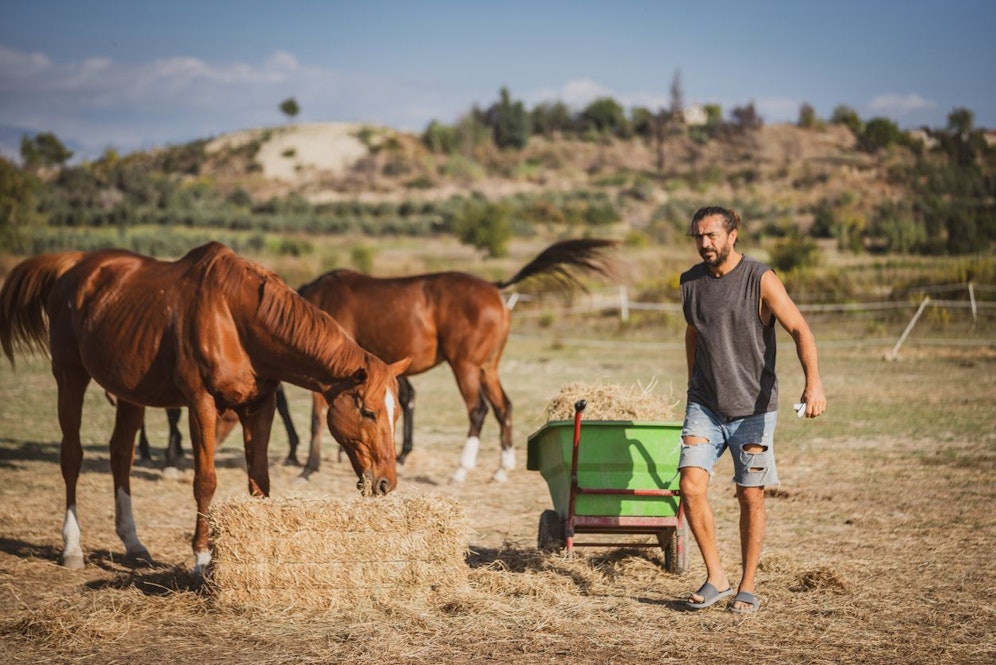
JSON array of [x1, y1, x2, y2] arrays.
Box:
[[793, 402, 807, 418]]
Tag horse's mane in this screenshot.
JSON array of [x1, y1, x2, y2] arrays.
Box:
[[191, 243, 362, 369]]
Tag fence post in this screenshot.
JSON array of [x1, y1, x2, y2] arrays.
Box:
[[888, 296, 930, 361], [619, 285, 629, 322], [969, 282, 977, 324]]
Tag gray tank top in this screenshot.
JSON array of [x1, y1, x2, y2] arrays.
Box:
[[680, 255, 778, 418]]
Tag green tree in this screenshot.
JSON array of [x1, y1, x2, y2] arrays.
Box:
[[946, 107, 974, 136], [730, 102, 762, 132], [0, 157, 39, 247], [488, 87, 530, 150], [453, 200, 511, 257], [798, 103, 817, 128], [859, 117, 904, 153], [20, 132, 73, 171], [630, 106, 655, 139], [830, 105, 863, 135], [279, 97, 300, 122], [581, 97, 628, 136], [703, 104, 723, 127], [531, 101, 574, 138], [422, 120, 459, 153]]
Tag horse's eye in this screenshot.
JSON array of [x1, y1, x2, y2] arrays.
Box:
[[360, 407, 376, 420]]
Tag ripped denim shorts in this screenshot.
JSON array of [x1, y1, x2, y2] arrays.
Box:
[[679, 401, 779, 487]]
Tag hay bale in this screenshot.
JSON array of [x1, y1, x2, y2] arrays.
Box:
[[207, 493, 470, 611], [543, 379, 679, 421]]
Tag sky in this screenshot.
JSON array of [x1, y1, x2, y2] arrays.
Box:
[[2, 0, 995, 160]]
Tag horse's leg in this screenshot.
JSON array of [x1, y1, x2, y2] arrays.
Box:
[[137, 420, 152, 462], [214, 409, 239, 452], [299, 391, 327, 481], [481, 366, 514, 482], [396, 376, 415, 465], [55, 367, 90, 569], [187, 395, 219, 575], [164, 408, 183, 469], [109, 400, 152, 562], [449, 363, 488, 483], [276, 384, 301, 466], [238, 393, 276, 497]]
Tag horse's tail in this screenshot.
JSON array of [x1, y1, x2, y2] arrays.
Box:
[[494, 238, 618, 291], [0, 251, 87, 367]]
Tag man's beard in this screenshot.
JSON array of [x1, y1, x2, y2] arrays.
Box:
[[700, 243, 731, 269]]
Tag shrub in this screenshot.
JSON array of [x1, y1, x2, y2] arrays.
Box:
[[768, 234, 820, 272]]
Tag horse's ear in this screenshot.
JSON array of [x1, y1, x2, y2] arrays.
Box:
[[388, 357, 412, 377]]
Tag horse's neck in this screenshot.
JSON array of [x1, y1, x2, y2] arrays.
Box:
[[251, 321, 368, 394]]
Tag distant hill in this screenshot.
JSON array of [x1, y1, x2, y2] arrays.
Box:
[[193, 121, 888, 230]]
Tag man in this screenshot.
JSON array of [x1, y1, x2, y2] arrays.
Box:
[[679, 206, 826, 613]]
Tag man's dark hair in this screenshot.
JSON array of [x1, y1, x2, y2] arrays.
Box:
[[691, 206, 741, 233]]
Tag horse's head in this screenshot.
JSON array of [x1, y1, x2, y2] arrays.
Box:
[[324, 356, 411, 496]]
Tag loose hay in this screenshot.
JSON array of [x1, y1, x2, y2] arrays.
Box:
[[206, 492, 470, 612], [543, 378, 680, 421]]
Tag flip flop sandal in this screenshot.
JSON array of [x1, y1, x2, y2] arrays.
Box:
[[728, 591, 760, 614], [685, 582, 734, 610]]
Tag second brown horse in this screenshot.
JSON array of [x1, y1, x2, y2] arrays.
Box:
[[296, 238, 617, 483]]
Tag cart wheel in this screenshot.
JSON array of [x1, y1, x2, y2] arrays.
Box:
[[537, 509, 565, 552], [659, 522, 688, 575]]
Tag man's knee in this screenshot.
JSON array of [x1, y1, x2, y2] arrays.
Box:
[[736, 484, 765, 506], [679, 465, 709, 497]]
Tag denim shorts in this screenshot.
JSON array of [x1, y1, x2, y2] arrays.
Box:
[[679, 401, 779, 487]]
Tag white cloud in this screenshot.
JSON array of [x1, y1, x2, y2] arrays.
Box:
[[0, 45, 354, 153], [869, 93, 936, 116], [0, 44, 51, 78], [560, 79, 614, 107]]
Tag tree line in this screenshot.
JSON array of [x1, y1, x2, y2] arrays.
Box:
[[1, 84, 994, 260]]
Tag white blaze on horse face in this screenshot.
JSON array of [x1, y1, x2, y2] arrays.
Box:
[[386, 386, 396, 439]]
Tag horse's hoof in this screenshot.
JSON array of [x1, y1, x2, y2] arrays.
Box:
[[283, 457, 301, 467], [491, 468, 509, 483], [162, 466, 181, 479], [128, 547, 153, 565], [450, 467, 468, 483], [292, 475, 310, 487], [61, 553, 85, 569]]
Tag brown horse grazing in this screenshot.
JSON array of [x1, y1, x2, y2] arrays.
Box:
[[295, 237, 617, 483], [0, 242, 409, 573]]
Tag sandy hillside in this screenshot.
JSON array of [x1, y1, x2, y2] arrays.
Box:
[[206, 122, 371, 183]]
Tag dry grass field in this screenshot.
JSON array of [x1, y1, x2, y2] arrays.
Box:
[[1, 304, 994, 664]]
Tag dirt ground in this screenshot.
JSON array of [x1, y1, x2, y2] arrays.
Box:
[[1, 334, 994, 664]]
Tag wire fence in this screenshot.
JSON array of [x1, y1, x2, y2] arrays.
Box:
[[505, 282, 996, 359]]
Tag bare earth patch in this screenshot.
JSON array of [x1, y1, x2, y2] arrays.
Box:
[[1, 340, 994, 664]]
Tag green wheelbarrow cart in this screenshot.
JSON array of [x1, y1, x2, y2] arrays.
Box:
[[527, 399, 687, 574]]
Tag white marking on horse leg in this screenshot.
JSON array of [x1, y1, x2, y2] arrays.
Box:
[[193, 549, 212, 576], [451, 436, 480, 483], [501, 447, 516, 471], [115, 488, 150, 559], [459, 436, 480, 469], [61, 505, 85, 569]]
